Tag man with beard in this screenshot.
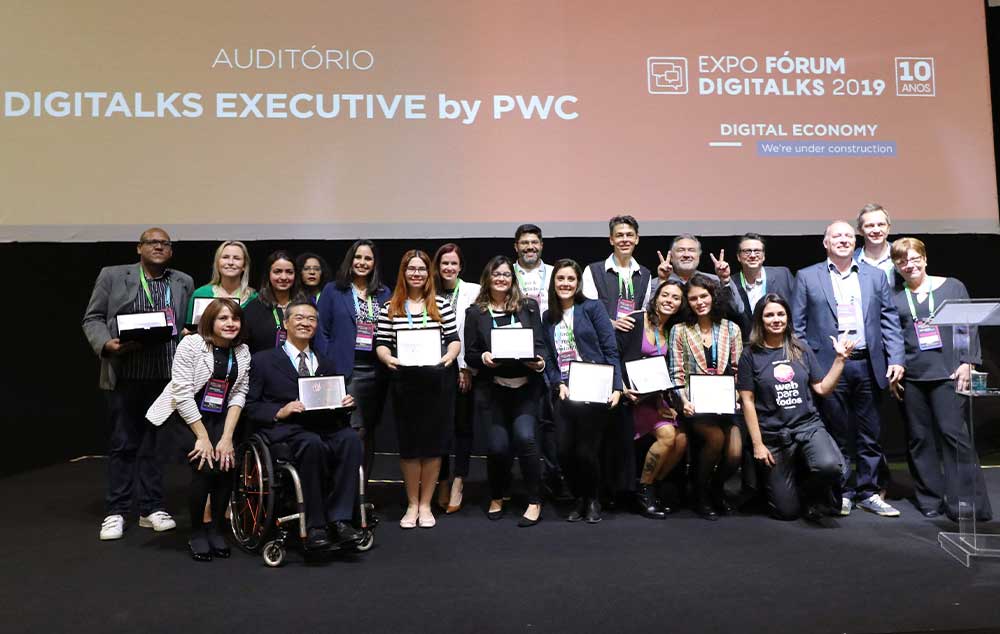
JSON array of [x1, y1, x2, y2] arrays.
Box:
[[512, 224, 553, 313]]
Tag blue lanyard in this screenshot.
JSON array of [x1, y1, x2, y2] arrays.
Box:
[[352, 287, 375, 321], [490, 309, 519, 329], [708, 324, 720, 367], [405, 304, 429, 329], [652, 327, 666, 355]]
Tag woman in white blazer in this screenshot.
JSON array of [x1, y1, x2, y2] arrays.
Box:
[[432, 243, 481, 512], [146, 298, 251, 561]]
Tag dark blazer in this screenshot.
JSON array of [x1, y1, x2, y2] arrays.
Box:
[[244, 345, 347, 425], [463, 299, 546, 383], [792, 260, 904, 389], [82, 263, 193, 390], [728, 266, 796, 340], [541, 299, 623, 390], [314, 282, 391, 379]]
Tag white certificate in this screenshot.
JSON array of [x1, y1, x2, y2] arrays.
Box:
[[396, 327, 442, 366], [298, 376, 347, 410], [118, 311, 168, 331], [567, 361, 614, 404], [625, 356, 673, 394], [491, 328, 534, 360], [190, 297, 215, 326], [689, 374, 736, 415]]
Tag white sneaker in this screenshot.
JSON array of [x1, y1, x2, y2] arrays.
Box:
[[837, 497, 852, 516], [139, 511, 177, 532], [100, 514, 125, 540], [858, 493, 901, 517]]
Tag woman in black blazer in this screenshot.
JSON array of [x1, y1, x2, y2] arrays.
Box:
[[464, 256, 547, 527], [541, 259, 622, 523]]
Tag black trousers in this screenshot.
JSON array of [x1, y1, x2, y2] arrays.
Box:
[[105, 379, 168, 516], [555, 398, 612, 500], [440, 387, 475, 480], [900, 379, 992, 520], [537, 391, 562, 478], [485, 381, 543, 504], [187, 414, 231, 530], [347, 361, 387, 476], [816, 357, 886, 501], [760, 424, 843, 520], [257, 422, 363, 529]]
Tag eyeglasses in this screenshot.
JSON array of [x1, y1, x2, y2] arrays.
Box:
[[301, 266, 323, 272], [491, 272, 513, 279], [288, 314, 318, 324], [739, 248, 764, 255], [141, 239, 172, 248], [895, 256, 924, 267], [405, 267, 428, 274]]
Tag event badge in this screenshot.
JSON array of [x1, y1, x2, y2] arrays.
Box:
[[163, 307, 178, 335], [616, 298, 635, 320], [836, 302, 859, 332], [275, 328, 288, 347], [558, 350, 576, 380], [915, 321, 943, 351], [199, 379, 229, 413], [355, 322, 375, 351]]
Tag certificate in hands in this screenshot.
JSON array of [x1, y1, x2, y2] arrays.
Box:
[[396, 327, 442, 366], [298, 375, 347, 410], [117, 311, 172, 344], [567, 361, 614, 404], [491, 328, 535, 361], [189, 297, 215, 329], [689, 374, 736, 415], [625, 355, 673, 394]]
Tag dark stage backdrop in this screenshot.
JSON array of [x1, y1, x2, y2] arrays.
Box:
[[3, 232, 999, 476]]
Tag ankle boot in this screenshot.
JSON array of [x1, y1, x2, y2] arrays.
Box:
[[635, 484, 667, 519]]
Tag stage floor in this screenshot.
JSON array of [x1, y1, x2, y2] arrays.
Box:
[[2, 458, 1000, 634]]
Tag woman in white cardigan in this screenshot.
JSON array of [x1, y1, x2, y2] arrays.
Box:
[[147, 298, 251, 561]]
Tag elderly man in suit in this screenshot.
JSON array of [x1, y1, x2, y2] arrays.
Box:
[[725, 233, 796, 342], [792, 221, 905, 517], [83, 227, 194, 540], [244, 299, 363, 550]]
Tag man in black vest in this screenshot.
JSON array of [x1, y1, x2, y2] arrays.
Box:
[[581, 214, 652, 331]]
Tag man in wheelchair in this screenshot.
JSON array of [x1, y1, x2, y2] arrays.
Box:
[[244, 299, 364, 550]]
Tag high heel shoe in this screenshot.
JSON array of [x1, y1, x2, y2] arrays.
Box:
[[446, 478, 464, 514], [518, 504, 542, 527], [487, 500, 504, 521]]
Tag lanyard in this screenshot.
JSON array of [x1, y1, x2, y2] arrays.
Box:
[[617, 270, 635, 299], [352, 287, 376, 321], [490, 309, 519, 329], [405, 304, 429, 329], [560, 307, 577, 350], [699, 323, 720, 367], [450, 279, 461, 309], [139, 265, 171, 308], [652, 326, 667, 355], [271, 306, 284, 328], [904, 286, 935, 321], [219, 347, 234, 376], [739, 271, 765, 296]]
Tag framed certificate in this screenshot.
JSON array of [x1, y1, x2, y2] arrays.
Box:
[[625, 355, 673, 394], [298, 375, 347, 410], [567, 361, 614, 404], [117, 311, 172, 344], [689, 374, 736, 415], [396, 327, 442, 367], [189, 297, 215, 329], [491, 328, 535, 361]]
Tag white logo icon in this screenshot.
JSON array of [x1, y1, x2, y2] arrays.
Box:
[[647, 57, 689, 94]]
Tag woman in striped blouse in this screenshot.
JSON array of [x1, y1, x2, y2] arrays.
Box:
[[375, 250, 461, 529]]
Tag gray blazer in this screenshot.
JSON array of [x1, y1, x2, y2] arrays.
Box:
[[82, 263, 194, 390]]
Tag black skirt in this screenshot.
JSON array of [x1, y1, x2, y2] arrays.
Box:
[[391, 365, 455, 459]]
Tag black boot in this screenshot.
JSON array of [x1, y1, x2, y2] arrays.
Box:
[[567, 498, 586, 522], [635, 484, 667, 519], [585, 499, 602, 524]]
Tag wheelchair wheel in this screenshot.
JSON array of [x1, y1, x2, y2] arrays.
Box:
[[262, 540, 285, 567], [354, 530, 375, 553], [230, 436, 275, 552]]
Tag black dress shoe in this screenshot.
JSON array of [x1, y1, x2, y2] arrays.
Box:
[[585, 499, 602, 524], [567, 499, 586, 522], [921, 509, 942, 518], [189, 529, 212, 562], [804, 504, 825, 523], [635, 485, 667, 520], [715, 498, 735, 516], [330, 521, 363, 546], [695, 503, 719, 521], [518, 513, 542, 528], [487, 503, 505, 521], [206, 526, 231, 558], [305, 527, 331, 550]]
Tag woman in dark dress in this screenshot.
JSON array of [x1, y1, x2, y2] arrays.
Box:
[[375, 250, 461, 529], [890, 237, 992, 521], [296, 252, 333, 304], [242, 250, 303, 354]]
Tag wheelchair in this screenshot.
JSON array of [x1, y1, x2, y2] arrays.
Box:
[[229, 432, 378, 567]]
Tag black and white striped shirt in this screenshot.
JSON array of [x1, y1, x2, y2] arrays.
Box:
[[376, 295, 460, 355]]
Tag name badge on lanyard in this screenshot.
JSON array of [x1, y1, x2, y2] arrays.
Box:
[[836, 302, 859, 332], [272, 306, 287, 347], [616, 270, 635, 320], [140, 266, 176, 335], [915, 322, 942, 351], [616, 298, 635, 320], [355, 322, 375, 351], [163, 307, 177, 335], [558, 350, 576, 381], [200, 378, 230, 413]]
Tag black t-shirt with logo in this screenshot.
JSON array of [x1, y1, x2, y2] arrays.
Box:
[[736, 345, 824, 432]]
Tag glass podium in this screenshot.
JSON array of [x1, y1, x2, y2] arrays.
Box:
[[931, 299, 1000, 566]]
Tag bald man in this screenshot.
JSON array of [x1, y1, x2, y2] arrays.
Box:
[[792, 221, 904, 518]]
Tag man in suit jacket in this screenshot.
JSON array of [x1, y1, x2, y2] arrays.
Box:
[[82, 227, 194, 540], [244, 299, 363, 550], [792, 221, 905, 518], [725, 233, 796, 341]]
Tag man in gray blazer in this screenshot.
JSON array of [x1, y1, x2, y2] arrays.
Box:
[[82, 227, 193, 540], [792, 221, 904, 518]]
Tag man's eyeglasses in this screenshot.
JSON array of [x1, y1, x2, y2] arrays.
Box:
[[739, 248, 764, 255], [141, 239, 172, 248]]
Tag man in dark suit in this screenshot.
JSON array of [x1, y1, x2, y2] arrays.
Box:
[[726, 233, 796, 341], [245, 300, 363, 550], [792, 221, 905, 517], [83, 227, 194, 540]]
